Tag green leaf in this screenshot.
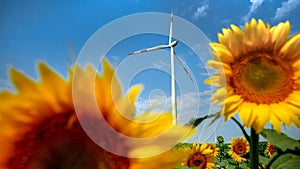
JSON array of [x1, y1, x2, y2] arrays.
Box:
[[219, 160, 229, 166], [261, 129, 300, 151], [238, 162, 249, 169], [188, 112, 221, 127], [189, 116, 209, 127], [176, 166, 193, 169], [227, 164, 236, 169], [259, 155, 270, 165], [270, 154, 300, 169]]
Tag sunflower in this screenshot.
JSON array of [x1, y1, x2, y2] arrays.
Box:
[[182, 143, 215, 169], [228, 137, 250, 163], [265, 142, 276, 158], [207, 144, 219, 157], [206, 18, 300, 133], [0, 58, 192, 169]]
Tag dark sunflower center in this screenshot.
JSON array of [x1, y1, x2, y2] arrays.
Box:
[[187, 152, 207, 168], [7, 112, 130, 169], [232, 53, 294, 104], [268, 145, 275, 155], [194, 160, 201, 166], [233, 143, 247, 155]]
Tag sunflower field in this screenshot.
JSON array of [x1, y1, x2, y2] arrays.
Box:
[[175, 133, 300, 169]]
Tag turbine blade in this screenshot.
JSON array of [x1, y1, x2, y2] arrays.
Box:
[[128, 45, 169, 55], [200, 73, 211, 76], [174, 51, 194, 82], [168, 11, 173, 45]]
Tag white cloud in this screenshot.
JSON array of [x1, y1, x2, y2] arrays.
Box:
[[134, 90, 222, 143], [273, 0, 300, 21], [135, 91, 169, 113], [242, 0, 264, 22], [153, 60, 170, 70], [135, 90, 216, 123], [193, 3, 209, 19]]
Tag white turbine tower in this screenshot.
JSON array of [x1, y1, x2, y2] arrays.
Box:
[[128, 12, 193, 124]]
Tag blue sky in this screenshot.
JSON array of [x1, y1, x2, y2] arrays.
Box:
[[1, 0, 299, 143]]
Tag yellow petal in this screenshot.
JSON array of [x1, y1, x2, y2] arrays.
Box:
[[252, 104, 271, 133], [293, 69, 300, 81], [286, 91, 300, 107], [128, 113, 173, 137], [270, 103, 292, 127], [218, 28, 231, 46], [39, 63, 66, 89], [256, 19, 271, 47], [9, 68, 38, 95], [244, 18, 258, 47], [290, 113, 300, 128], [207, 60, 232, 75], [231, 24, 243, 35], [270, 114, 281, 132], [38, 63, 71, 112], [270, 21, 290, 51], [226, 25, 244, 57], [210, 88, 226, 103], [279, 33, 300, 61], [238, 102, 254, 127], [204, 75, 221, 86], [128, 84, 144, 105], [281, 100, 300, 115], [292, 59, 300, 73], [101, 58, 115, 78], [210, 42, 234, 63], [279, 102, 300, 128], [222, 95, 243, 120], [129, 149, 187, 169]]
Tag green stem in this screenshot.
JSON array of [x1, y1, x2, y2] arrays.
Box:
[[250, 128, 259, 169], [231, 117, 250, 143]]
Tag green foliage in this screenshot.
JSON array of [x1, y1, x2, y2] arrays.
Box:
[[258, 142, 268, 156], [175, 130, 300, 169], [175, 166, 195, 169], [259, 155, 270, 165], [217, 136, 224, 144], [261, 129, 300, 152], [269, 154, 300, 169], [174, 143, 192, 150]]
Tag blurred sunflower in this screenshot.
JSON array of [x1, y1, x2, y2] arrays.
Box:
[[207, 144, 219, 157], [0, 58, 192, 169], [182, 143, 215, 169], [206, 19, 300, 133], [265, 142, 276, 158], [228, 137, 250, 163]]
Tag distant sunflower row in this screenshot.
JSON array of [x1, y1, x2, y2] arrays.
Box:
[[177, 138, 275, 169]]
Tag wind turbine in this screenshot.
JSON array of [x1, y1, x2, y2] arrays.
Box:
[[128, 12, 193, 124]]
